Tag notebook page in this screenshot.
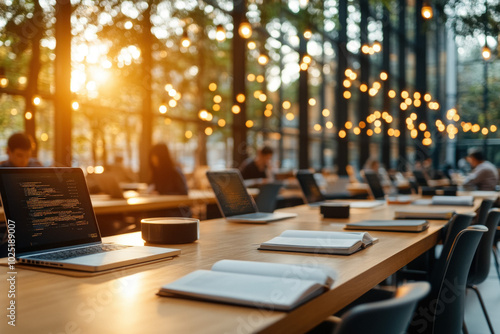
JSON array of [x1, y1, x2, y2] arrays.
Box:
[[211, 260, 336, 286], [160, 270, 327, 311]]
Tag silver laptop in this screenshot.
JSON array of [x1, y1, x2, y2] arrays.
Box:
[[206, 169, 297, 223], [87, 171, 125, 199], [296, 170, 385, 209], [0, 167, 180, 272]]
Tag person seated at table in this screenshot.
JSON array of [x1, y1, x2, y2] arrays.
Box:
[[239, 145, 274, 182], [0, 132, 42, 167], [463, 148, 499, 191], [105, 155, 138, 183], [149, 143, 188, 196], [147, 143, 191, 218], [363, 157, 392, 186]]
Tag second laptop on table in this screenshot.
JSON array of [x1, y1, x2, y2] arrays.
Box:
[[206, 169, 297, 223]]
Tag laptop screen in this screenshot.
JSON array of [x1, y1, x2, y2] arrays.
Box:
[[412, 170, 429, 187], [296, 171, 325, 204], [0, 168, 101, 254], [206, 170, 257, 217], [363, 171, 386, 200]]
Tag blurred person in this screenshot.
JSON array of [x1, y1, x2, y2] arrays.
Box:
[[105, 155, 137, 183], [0, 132, 42, 167], [1, 133, 42, 257], [362, 157, 380, 173], [463, 148, 499, 191], [363, 157, 392, 188], [149, 143, 188, 195], [239, 145, 274, 181], [148, 143, 191, 217]]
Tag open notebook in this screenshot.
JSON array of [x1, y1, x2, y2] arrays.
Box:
[[158, 260, 336, 311], [258, 230, 377, 255]]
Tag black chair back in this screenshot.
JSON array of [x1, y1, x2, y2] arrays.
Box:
[[432, 213, 475, 283], [472, 199, 494, 226], [411, 226, 487, 334], [468, 209, 500, 285], [333, 282, 430, 334]]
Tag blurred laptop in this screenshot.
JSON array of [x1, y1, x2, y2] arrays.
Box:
[[412, 170, 430, 187], [0, 168, 180, 272], [87, 172, 125, 199], [206, 169, 297, 223], [361, 170, 412, 204], [296, 170, 385, 208]]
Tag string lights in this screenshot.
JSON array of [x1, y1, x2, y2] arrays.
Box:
[[421, 0, 433, 19]]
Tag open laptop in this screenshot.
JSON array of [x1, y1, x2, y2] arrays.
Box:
[[206, 169, 297, 223], [296, 170, 385, 209], [362, 170, 412, 204], [412, 170, 430, 187], [0, 168, 180, 272], [87, 172, 125, 199]]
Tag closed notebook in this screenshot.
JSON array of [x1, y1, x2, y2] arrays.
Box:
[[394, 210, 455, 220], [158, 260, 336, 311], [258, 230, 377, 255], [345, 220, 429, 232], [432, 195, 474, 206], [413, 196, 474, 206]]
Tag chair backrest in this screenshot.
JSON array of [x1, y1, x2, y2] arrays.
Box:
[[428, 226, 487, 334], [473, 199, 494, 226], [468, 209, 500, 285], [437, 213, 475, 267], [333, 282, 430, 334], [254, 183, 282, 213]]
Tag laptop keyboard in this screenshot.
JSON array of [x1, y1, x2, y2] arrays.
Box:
[[28, 244, 131, 261]]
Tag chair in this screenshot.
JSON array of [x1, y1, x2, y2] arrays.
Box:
[[409, 225, 488, 334], [308, 282, 430, 334], [493, 234, 500, 282], [466, 209, 500, 333], [472, 199, 494, 226], [397, 213, 475, 283]]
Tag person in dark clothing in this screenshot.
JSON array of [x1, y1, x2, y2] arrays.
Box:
[[239, 145, 274, 180], [0, 133, 42, 256], [148, 143, 191, 217], [0, 132, 42, 167], [149, 143, 188, 195]]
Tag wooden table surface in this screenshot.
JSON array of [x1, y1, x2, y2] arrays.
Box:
[[0, 201, 479, 334]]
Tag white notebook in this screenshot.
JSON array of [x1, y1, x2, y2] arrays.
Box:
[[158, 260, 336, 311], [394, 209, 455, 220], [432, 195, 474, 206], [413, 196, 474, 207], [345, 220, 429, 232], [259, 230, 378, 255]]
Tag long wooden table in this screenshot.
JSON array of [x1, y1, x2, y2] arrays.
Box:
[[0, 201, 479, 333]]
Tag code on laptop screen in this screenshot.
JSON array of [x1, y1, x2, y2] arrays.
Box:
[[206, 171, 256, 217], [0, 168, 101, 254]]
